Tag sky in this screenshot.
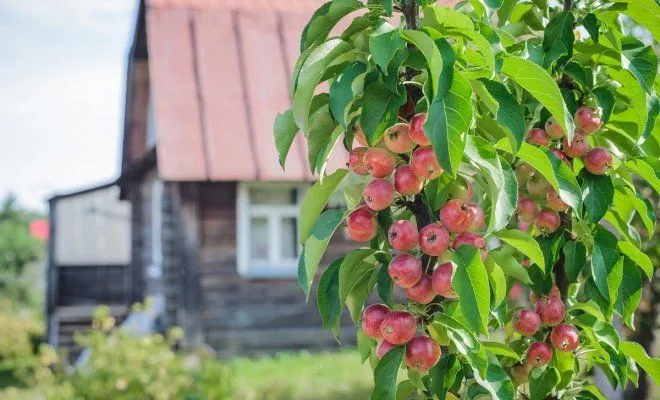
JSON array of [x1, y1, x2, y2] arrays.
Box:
[[0, 0, 137, 212]]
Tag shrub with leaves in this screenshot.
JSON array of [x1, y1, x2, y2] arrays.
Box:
[[275, 0, 660, 398]]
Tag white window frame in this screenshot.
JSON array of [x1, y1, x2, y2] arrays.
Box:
[[236, 182, 308, 278], [146, 179, 163, 282]]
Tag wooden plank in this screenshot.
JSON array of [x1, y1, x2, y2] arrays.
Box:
[[146, 8, 207, 180]]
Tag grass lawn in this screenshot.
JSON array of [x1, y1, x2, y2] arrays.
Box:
[[231, 350, 374, 400]]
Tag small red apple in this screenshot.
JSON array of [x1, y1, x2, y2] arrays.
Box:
[[348, 147, 369, 175], [535, 209, 561, 235], [535, 296, 565, 326], [526, 173, 551, 200], [439, 200, 475, 233], [384, 123, 416, 154], [388, 220, 419, 252], [361, 303, 391, 340], [562, 131, 589, 158], [574, 106, 602, 135], [411, 146, 443, 180], [466, 203, 485, 231], [550, 324, 580, 352], [517, 197, 538, 222], [388, 254, 423, 288], [346, 207, 378, 242], [405, 335, 441, 372], [527, 128, 550, 146], [363, 179, 395, 211], [380, 311, 417, 345], [432, 262, 457, 299], [394, 165, 423, 196], [584, 147, 612, 175], [526, 342, 553, 367], [364, 148, 396, 178], [419, 223, 450, 256], [551, 148, 571, 166], [544, 117, 565, 139], [376, 340, 397, 359], [405, 275, 435, 304], [409, 113, 431, 146], [513, 309, 541, 336], [547, 187, 569, 212]]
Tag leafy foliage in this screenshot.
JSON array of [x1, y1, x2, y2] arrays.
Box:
[[275, 0, 660, 398]]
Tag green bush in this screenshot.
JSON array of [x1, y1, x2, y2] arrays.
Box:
[[9, 305, 235, 400], [0, 298, 43, 362]]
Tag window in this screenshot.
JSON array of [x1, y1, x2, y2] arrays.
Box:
[[237, 183, 307, 278]]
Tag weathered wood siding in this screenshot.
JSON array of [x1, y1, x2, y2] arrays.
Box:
[[195, 182, 356, 356]]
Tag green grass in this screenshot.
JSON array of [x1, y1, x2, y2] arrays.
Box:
[[231, 350, 374, 400]]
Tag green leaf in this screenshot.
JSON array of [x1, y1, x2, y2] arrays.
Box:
[[529, 367, 560, 400], [369, 22, 405, 72], [395, 381, 416, 400], [308, 106, 344, 174], [617, 0, 660, 46], [375, 0, 393, 15], [452, 245, 490, 336], [488, 250, 532, 284], [426, 70, 473, 177], [432, 313, 489, 377], [300, 0, 362, 52], [621, 43, 658, 92], [625, 158, 660, 194], [298, 208, 346, 298], [562, 241, 586, 282], [464, 137, 517, 233], [370, 345, 405, 400], [592, 87, 614, 124], [274, 108, 300, 169], [330, 62, 367, 128], [554, 349, 575, 389], [568, 300, 607, 322], [360, 81, 407, 145], [535, 230, 566, 278], [483, 342, 521, 361], [317, 257, 344, 336], [485, 257, 507, 309], [299, 169, 348, 243], [580, 170, 614, 223], [582, 13, 600, 43], [617, 241, 653, 279], [494, 230, 545, 270], [478, 79, 526, 153], [377, 263, 394, 308], [614, 256, 642, 328], [293, 38, 354, 132], [430, 354, 460, 400], [401, 29, 444, 101], [338, 249, 378, 304], [563, 62, 593, 90], [609, 69, 647, 138], [500, 55, 575, 140], [473, 361, 515, 400], [591, 227, 622, 303], [497, 141, 582, 211], [543, 12, 575, 57], [422, 5, 475, 31], [620, 341, 660, 386]]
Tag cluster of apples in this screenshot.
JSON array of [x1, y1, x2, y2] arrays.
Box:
[[516, 106, 608, 235], [509, 285, 580, 383], [347, 114, 490, 372]]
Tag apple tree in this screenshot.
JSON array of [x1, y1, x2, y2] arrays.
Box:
[[274, 0, 660, 398]]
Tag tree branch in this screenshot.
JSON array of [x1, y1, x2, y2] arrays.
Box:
[[563, 0, 574, 12]]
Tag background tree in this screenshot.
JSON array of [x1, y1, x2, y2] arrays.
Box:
[[275, 0, 660, 398]]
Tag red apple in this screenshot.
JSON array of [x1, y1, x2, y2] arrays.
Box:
[[419, 223, 450, 256], [388, 220, 419, 252], [527, 128, 550, 146], [411, 146, 443, 180], [405, 335, 441, 372], [348, 147, 369, 175], [535, 296, 565, 326], [380, 311, 417, 345], [452, 232, 487, 261], [405, 275, 435, 304], [562, 131, 589, 158], [550, 324, 580, 352], [574, 106, 602, 135], [584, 147, 612, 175], [409, 113, 431, 146], [544, 117, 565, 139], [439, 200, 475, 233], [432, 262, 457, 299], [535, 209, 561, 235], [363, 179, 395, 211], [526, 342, 553, 367], [384, 123, 416, 154], [376, 340, 397, 359], [346, 207, 378, 242], [526, 173, 551, 200], [517, 197, 538, 222], [466, 203, 485, 231], [361, 304, 391, 339], [364, 148, 396, 178], [394, 165, 423, 196], [547, 187, 569, 212], [388, 254, 423, 288], [513, 309, 541, 336]]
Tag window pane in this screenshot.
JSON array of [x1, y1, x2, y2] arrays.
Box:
[[249, 187, 296, 205], [249, 217, 269, 260], [281, 217, 298, 259]]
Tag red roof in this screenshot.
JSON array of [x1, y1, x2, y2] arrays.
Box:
[[144, 0, 455, 181], [29, 219, 49, 241]]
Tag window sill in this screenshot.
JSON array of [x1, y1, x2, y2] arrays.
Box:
[[237, 266, 298, 280]]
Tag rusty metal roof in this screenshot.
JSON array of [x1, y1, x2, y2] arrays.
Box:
[[144, 0, 455, 182]]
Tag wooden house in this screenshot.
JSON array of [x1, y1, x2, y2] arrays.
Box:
[[116, 0, 356, 356]]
